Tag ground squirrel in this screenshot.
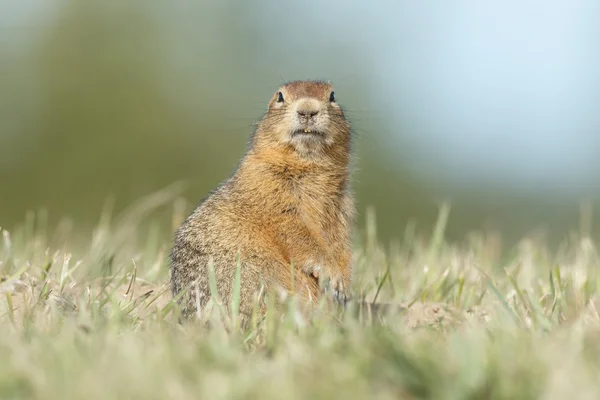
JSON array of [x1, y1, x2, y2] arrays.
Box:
[[170, 80, 355, 325]]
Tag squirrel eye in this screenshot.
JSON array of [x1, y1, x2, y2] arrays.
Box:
[[276, 91, 284, 103], [329, 91, 335, 102]]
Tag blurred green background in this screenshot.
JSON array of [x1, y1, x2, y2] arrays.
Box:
[[2, 1, 600, 246]]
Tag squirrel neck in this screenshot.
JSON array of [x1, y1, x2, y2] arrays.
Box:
[[249, 145, 349, 172], [231, 142, 351, 201]]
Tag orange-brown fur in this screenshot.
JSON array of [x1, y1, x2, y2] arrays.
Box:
[[170, 80, 354, 326]]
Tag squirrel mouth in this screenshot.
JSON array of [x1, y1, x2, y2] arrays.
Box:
[[292, 128, 324, 137]]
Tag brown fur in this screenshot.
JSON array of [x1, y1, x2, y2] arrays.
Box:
[[170, 80, 354, 326]]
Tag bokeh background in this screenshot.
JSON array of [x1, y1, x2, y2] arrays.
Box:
[[2, 1, 600, 247]]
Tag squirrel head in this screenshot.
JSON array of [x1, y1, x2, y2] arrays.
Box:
[[253, 80, 351, 160]]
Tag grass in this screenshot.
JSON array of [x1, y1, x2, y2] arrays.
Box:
[[2, 187, 600, 399]]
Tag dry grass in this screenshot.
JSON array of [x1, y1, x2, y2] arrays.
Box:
[[2, 188, 600, 399]]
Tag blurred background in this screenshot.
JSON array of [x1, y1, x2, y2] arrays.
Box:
[[2, 0, 600, 247]]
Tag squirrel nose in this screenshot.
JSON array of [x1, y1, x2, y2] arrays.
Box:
[[296, 109, 319, 124], [295, 98, 321, 122], [297, 110, 319, 119]]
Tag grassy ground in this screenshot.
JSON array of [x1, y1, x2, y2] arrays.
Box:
[[2, 188, 600, 399]]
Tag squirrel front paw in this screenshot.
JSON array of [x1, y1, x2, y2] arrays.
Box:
[[309, 265, 348, 304]]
